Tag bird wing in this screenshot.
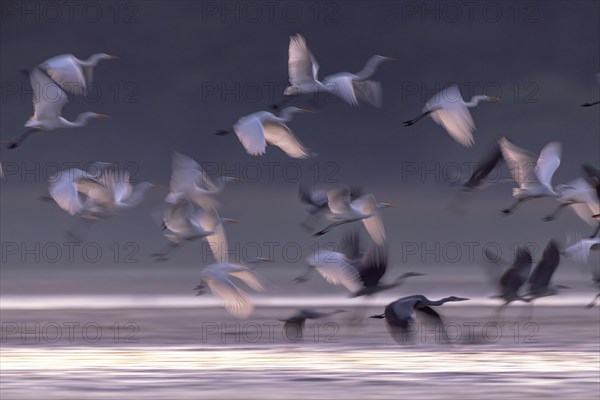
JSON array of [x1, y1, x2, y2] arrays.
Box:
[[427, 85, 474, 147], [562, 239, 600, 264], [263, 121, 312, 159], [288, 34, 319, 85], [233, 114, 267, 156], [358, 245, 388, 287], [500, 248, 532, 296], [163, 200, 194, 234], [29, 68, 69, 123], [499, 137, 539, 188], [327, 185, 352, 214], [535, 142, 561, 187], [323, 74, 358, 106], [353, 80, 382, 107], [227, 265, 265, 292], [39, 55, 87, 95], [464, 142, 503, 189], [196, 207, 229, 263], [339, 229, 361, 261], [299, 184, 328, 208], [202, 268, 253, 318], [528, 241, 560, 292], [48, 169, 87, 215], [308, 251, 361, 292], [352, 195, 387, 245], [170, 152, 219, 197]]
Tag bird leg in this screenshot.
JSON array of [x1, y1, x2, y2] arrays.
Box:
[[313, 218, 363, 237], [270, 96, 291, 111], [542, 202, 571, 221], [585, 293, 600, 309], [7, 129, 37, 149], [501, 198, 528, 215], [581, 101, 600, 107], [402, 109, 435, 127]]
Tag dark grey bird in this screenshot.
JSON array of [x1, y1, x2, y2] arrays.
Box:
[[460, 141, 504, 192], [370, 295, 468, 344], [525, 240, 567, 301], [280, 309, 346, 341], [485, 247, 533, 310], [582, 164, 600, 237]]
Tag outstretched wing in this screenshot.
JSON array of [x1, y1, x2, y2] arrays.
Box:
[[535, 142, 561, 187], [288, 34, 319, 85], [39, 54, 87, 95], [263, 121, 312, 159], [233, 114, 267, 156], [427, 85, 474, 147], [499, 137, 539, 189]]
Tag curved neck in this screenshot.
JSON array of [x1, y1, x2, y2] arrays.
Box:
[[80, 54, 106, 67], [278, 107, 299, 122], [464, 95, 489, 107], [124, 183, 152, 206], [429, 297, 454, 306], [355, 56, 385, 80], [63, 113, 95, 127]]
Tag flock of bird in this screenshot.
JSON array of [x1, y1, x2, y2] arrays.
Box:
[[3, 34, 599, 343]]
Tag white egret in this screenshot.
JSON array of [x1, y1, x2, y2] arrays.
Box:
[[273, 34, 393, 109], [152, 199, 238, 262], [561, 237, 600, 265], [39, 53, 118, 95], [215, 107, 314, 159], [8, 68, 109, 149], [370, 295, 468, 344], [312, 185, 395, 245], [403, 85, 499, 147], [194, 261, 267, 319], [298, 183, 362, 230], [499, 137, 564, 214], [166, 152, 240, 208], [542, 177, 600, 225]]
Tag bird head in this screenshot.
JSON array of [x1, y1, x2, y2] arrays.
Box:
[[444, 296, 469, 302], [105, 54, 119, 60], [369, 313, 386, 319], [93, 113, 111, 119]]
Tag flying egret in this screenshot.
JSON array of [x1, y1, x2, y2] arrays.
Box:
[[542, 176, 599, 228], [581, 73, 600, 107], [312, 185, 395, 245], [39, 53, 118, 95], [280, 309, 346, 341], [272, 34, 394, 109], [499, 137, 564, 214], [194, 261, 268, 319], [298, 183, 362, 230], [166, 152, 240, 208], [152, 199, 238, 262], [370, 295, 469, 344], [403, 85, 499, 147], [215, 107, 314, 159], [7, 67, 109, 149]]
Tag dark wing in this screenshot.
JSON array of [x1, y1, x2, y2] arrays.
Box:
[[358, 245, 388, 288], [464, 142, 503, 190], [339, 229, 361, 261], [500, 248, 532, 297], [299, 184, 327, 208], [582, 164, 600, 202], [528, 240, 560, 292], [283, 317, 306, 341]]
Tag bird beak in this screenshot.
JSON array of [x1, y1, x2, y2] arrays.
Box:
[[455, 297, 470, 301], [489, 96, 500, 102], [224, 218, 240, 224], [96, 114, 111, 118], [383, 202, 397, 208], [298, 108, 314, 113], [557, 285, 571, 289], [382, 56, 396, 61], [108, 55, 119, 60], [412, 272, 427, 276]]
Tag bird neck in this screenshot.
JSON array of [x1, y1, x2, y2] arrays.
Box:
[[124, 182, 153, 206], [354, 55, 385, 81], [63, 112, 95, 127], [464, 95, 489, 107], [80, 53, 107, 67]]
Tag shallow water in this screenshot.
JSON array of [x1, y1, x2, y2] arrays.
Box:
[[1, 305, 599, 399]]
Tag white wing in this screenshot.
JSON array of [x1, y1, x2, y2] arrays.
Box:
[[352, 194, 386, 245], [499, 137, 539, 188], [535, 142, 561, 187], [562, 239, 600, 264], [163, 200, 194, 234], [39, 54, 87, 95], [196, 208, 228, 263], [263, 121, 312, 159], [307, 251, 361, 292], [226, 264, 265, 292], [48, 169, 87, 215], [327, 185, 352, 214], [288, 34, 319, 85], [202, 268, 253, 319], [427, 85, 474, 147], [169, 153, 219, 208], [353, 80, 383, 107], [323, 74, 358, 106], [233, 114, 267, 156], [29, 68, 69, 124]]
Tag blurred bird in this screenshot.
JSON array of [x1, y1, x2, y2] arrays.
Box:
[[313, 185, 395, 245], [272, 34, 393, 109], [561, 237, 600, 264], [499, 137, 564, 214], [542, 176, 599, 228], [458, 141, 505, 192], [403, 85, 499, 147], [525, 240, 566, 301], [215, 107, 314, 158], [166, 152, 240, 209], [370, 295, 468, 344], [39, 53, 118, 96], [152, 199, 238, 262], [298, 183, 362, 231], [582, 164, 600, 237], [280, 309, 346, 341], [7, 68, 109, 149], [485, 247, 533, 310], [194, 260, 267, 319]]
